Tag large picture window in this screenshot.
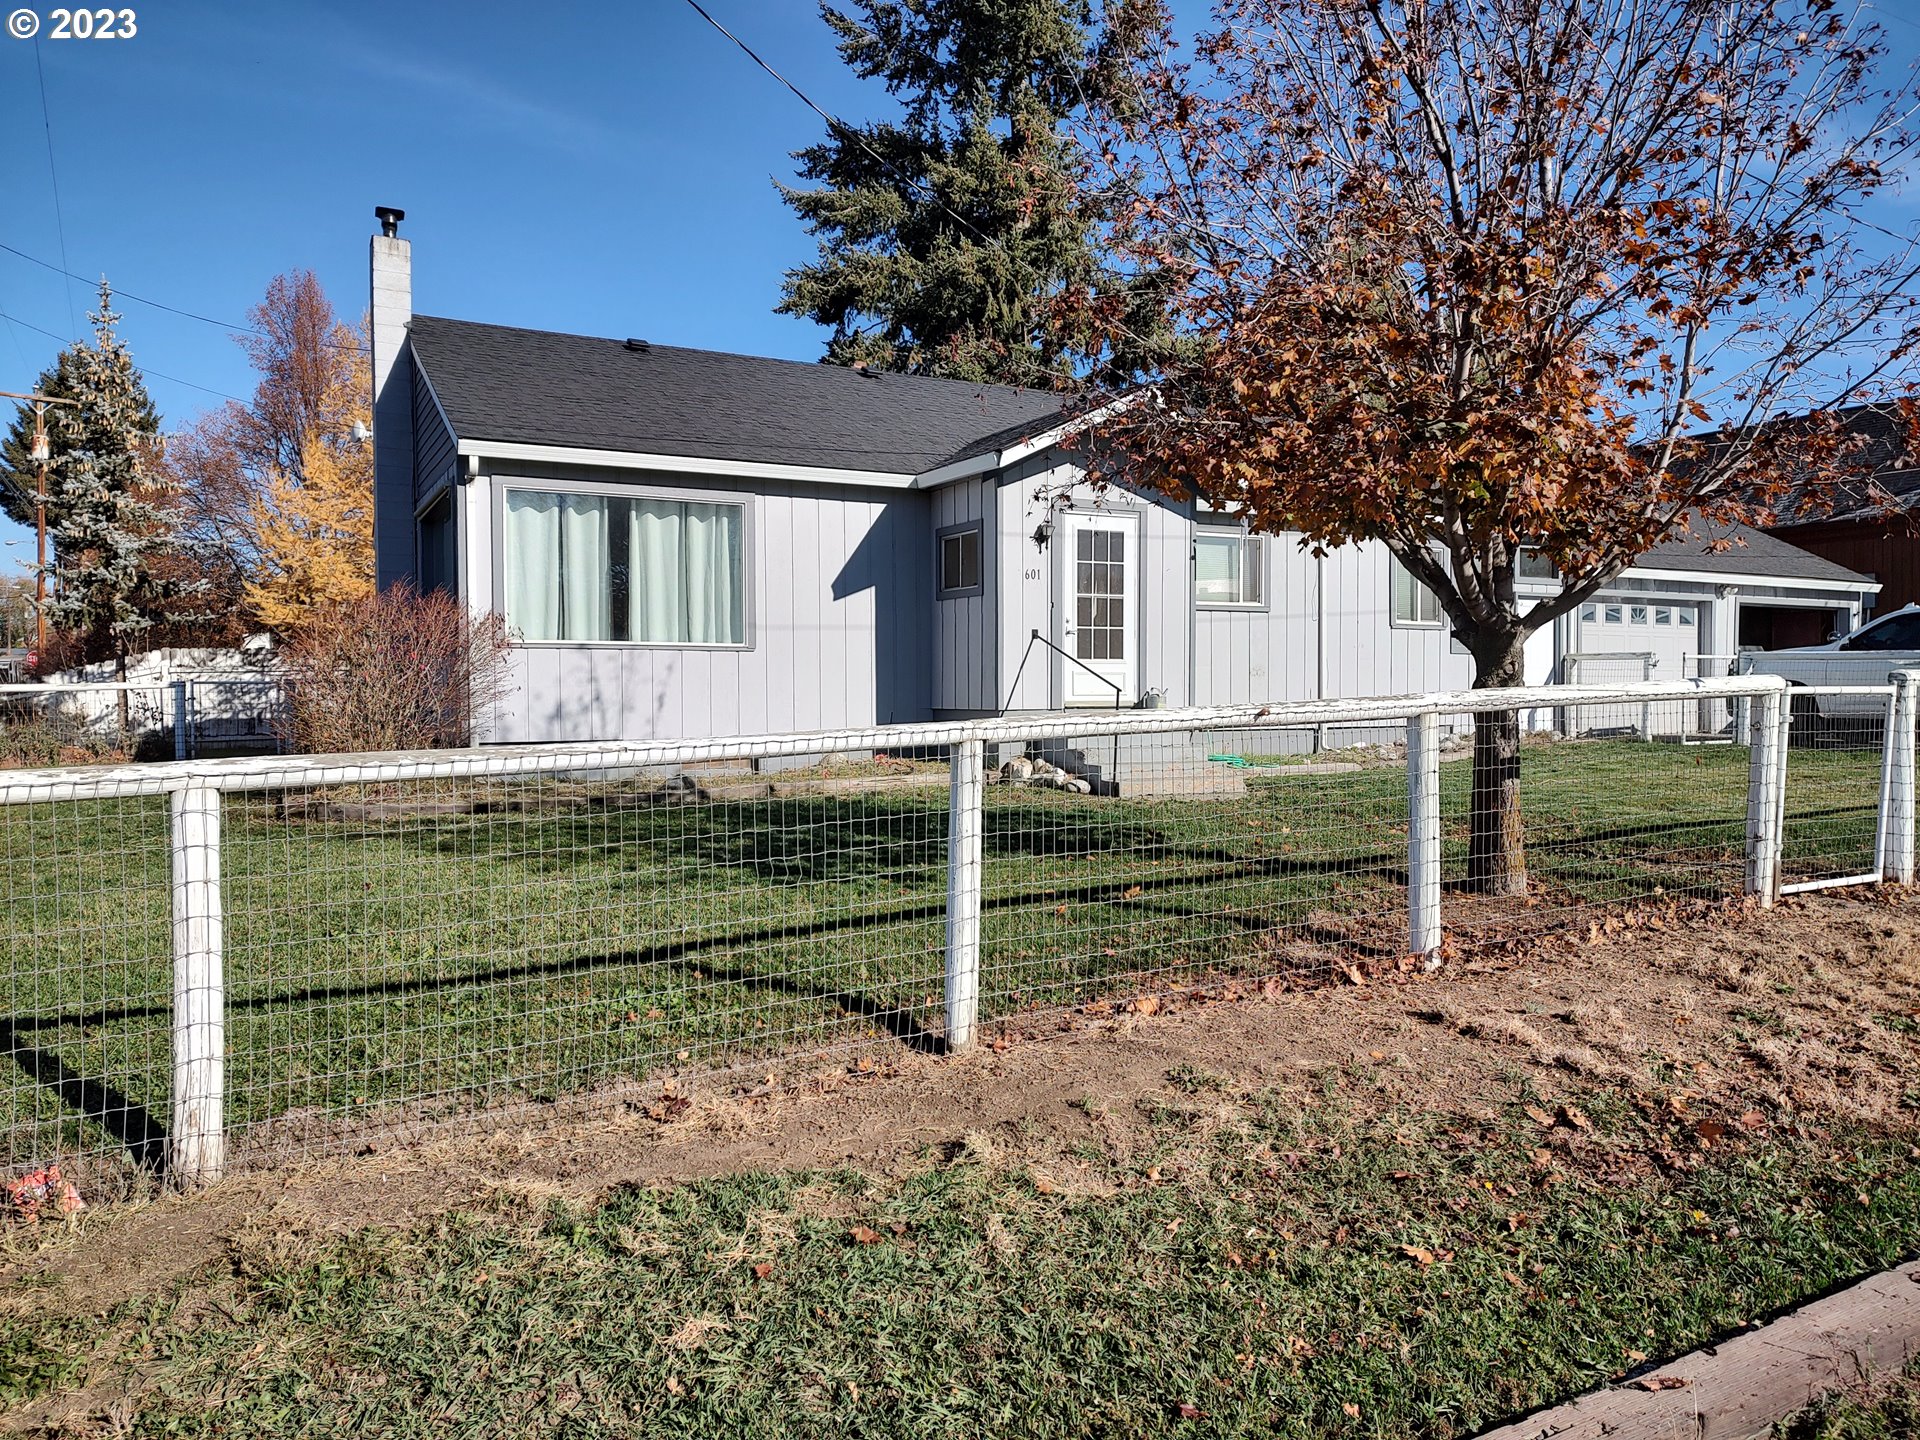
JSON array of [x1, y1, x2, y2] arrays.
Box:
[[1194, 528, 1264, 607], [504, 488, 747, 645]]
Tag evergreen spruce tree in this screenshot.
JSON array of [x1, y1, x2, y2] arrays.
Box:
[[28, 284, 198, 684], [778, 0, 1155, 387], [0, 287, 161, 533]]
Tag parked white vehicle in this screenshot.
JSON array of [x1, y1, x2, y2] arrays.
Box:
[[1739, 604, 1920, 719]]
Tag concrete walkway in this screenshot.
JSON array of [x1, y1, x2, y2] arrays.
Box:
[[1478, 1262, 1920, 1439]]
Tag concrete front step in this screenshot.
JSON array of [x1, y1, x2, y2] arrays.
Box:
[[1012, 729, 1248, 799]]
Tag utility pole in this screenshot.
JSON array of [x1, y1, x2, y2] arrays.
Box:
[[0, 390, 79, 661]]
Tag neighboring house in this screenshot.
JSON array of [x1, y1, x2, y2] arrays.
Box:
[[367, 212, 1880, 748], [1761, 403, 1920, 627]]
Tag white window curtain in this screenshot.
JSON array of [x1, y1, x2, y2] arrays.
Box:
[[507, 488, 745, 645], [505, 490, 562, 641]]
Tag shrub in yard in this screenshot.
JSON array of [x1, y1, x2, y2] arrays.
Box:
[[275, 583, 513, 753]]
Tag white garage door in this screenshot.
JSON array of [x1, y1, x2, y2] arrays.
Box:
[[1573, 600, 1701, 735]]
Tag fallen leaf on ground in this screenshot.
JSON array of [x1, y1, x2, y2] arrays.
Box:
[[1633, 1375, 1689, 1392], [848, 1225, 883, 1245]]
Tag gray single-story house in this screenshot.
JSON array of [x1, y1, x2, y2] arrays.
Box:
[[367, 212, 1881, 747]]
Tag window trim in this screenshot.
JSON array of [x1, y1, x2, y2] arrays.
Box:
[[1193, 523, 1268, 611], [1387, 552, 1445, 629], [493, 474, 756, 650], [935, 520, 985, 600]]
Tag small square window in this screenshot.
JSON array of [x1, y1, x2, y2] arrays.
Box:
[[1604, 605, 1623, 624], [1195, 529, 1265, 606], [1579, 604, 1598, 623], [938, 526, 982, 596], [1678, 610, 1695, 627], [1654, 607, 1671, 625], [1629, 605, 1649, 625]]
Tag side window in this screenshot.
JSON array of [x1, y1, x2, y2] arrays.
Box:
[[1845, 614, 1920, 651], [1388, 553, 1442, 626], [1194, 528, 1265, 607], [938, 525, 983, 597]]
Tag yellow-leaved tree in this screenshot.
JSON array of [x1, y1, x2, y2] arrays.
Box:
[[165, 271, 374, 632], [242, 432, 374, 631]]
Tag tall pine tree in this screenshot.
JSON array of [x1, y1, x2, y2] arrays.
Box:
[[778, 0, 1151, 387], [26, 284, 199, 677], [0, 284, 161, 534]]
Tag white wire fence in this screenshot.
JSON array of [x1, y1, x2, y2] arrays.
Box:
[[0, 680, 286, 769], [3, 673, 1915, 1201]]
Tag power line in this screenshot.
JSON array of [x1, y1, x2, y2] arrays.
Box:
[[677, 2, 1040, 291], [0, 240, 371, 354], [31, 39, 77, 339], [0, 305, 246, 403]]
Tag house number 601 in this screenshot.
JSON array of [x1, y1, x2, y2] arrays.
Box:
[[1024, 568, 1041, 580]]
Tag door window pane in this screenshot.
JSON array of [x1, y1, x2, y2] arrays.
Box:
[[1075, 525, 1125, 661]]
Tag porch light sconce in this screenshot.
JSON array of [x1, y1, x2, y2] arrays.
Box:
[[1031, 519, 1053, 550]]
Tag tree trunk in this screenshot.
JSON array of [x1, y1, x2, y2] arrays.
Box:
[[1466, 633, 1528, 898], [115, 646, 130, 743]]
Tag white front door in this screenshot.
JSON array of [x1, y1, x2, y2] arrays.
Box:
[[1058, 510, 1139, 707]]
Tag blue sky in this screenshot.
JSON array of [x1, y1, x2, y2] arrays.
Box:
[[2, 1, 1919, 578], [0, 1, 899, 570]]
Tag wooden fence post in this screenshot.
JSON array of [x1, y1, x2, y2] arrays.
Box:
[[170, 784, 225, 1185], [945, 738, 984, 1051], [1406, 711, 1442, 958]]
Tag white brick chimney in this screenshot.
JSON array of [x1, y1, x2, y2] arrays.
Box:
[[370, 205, 414, 590]]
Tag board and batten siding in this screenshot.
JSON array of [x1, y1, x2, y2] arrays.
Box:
[[477, 465, 933, 743], [411, 361, 458, 506], [932, 476, 998, 715], [993, 460, 1191, 710]]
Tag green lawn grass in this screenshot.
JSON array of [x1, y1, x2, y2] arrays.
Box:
[[0, 739, 1884, 1176], [1774, 1358, 1920, 1439], [10, 1079, 1919, 1437]]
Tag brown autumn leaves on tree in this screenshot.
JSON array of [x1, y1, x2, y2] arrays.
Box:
[[1076, 0, 1920, 894], [165, 271, 374, 633]]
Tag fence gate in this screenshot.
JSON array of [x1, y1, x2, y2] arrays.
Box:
[[1776, 686, 1894, 894]]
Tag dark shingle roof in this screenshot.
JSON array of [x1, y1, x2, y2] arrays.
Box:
[[1635, 520, 1871, 585], [407, 315, 1072, 476], [1763, 403, 1920, 526]]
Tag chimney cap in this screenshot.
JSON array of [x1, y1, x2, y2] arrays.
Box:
[[374, 205, 406, 238]]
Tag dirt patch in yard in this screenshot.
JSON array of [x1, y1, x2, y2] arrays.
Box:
[[6, 889, 1919, 1351]]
